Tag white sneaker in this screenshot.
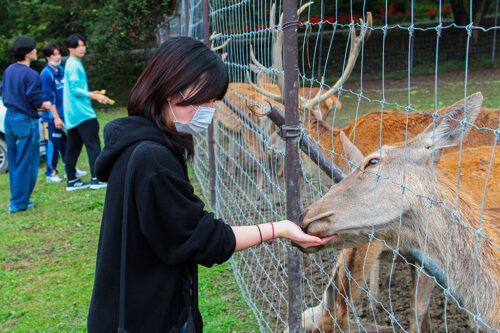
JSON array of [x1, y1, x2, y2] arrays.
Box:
[[47, 174, 64, 183], [76, 167, 87, 177], [64, 167, 88, 179]]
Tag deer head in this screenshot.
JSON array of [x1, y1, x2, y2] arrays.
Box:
[[246, 2, 372, 120], [298, 92, 484, 252]]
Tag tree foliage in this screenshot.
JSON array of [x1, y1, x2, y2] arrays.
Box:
[[0, 0, 174, 104], [0, 0, 174, 70]]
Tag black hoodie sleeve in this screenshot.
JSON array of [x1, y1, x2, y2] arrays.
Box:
[[135, 167, 236, 268]]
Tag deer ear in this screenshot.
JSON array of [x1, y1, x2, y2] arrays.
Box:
[[340, 131, 365, 168], [418, 92, 483, 150]]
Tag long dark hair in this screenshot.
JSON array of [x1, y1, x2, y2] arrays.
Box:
[[128, 37, 229, 160]]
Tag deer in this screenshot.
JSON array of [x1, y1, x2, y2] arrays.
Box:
[[245, 3, 371, 188], [213, 1, 370, 189], [299, 92, 500, 330], [246, 3, 371, 121], [289, 102, 499, 333], [207, 32, 279, 189], [214, 81, 283, 189]]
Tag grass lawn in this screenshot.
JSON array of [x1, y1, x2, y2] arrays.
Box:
[[0, 108, 257, 332]]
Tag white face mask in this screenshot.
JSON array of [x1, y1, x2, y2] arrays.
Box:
[[168, 91, 216, 135], [49, 60, 61, 67]]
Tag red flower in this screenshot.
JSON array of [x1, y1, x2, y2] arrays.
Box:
[[426, 7, 438, 14], [309, 16, 321, 23]]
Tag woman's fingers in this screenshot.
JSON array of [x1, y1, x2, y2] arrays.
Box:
[[278, 219, 337, 248], [319, 234, 337, 243], [295, 234, 337, 248]]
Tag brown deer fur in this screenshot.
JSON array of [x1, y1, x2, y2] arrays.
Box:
[[306, 107, 498, 175]]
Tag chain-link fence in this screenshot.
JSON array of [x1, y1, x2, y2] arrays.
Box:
[[158, 1, 500, 331]]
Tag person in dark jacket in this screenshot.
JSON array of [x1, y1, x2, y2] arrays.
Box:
[[87, 37, 335, 332], [1, 37, 50, 213]]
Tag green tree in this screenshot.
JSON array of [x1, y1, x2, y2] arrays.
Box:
[[0, 0, 174, 103]]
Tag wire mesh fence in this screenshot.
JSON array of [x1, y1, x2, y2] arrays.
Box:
[[158, 0, 500, 331]]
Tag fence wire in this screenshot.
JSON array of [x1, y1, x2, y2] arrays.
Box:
[[159, 0, 500, 331]]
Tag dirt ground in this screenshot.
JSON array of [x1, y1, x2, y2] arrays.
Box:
[[301, 252, 473, 333], [354, 259, 472, 332]]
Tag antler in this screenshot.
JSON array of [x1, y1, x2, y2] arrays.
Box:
[[245, 2, 313, 103], [246, 6, 372, 120], [210, 31, 231, 51], [299, 12, 372, 111]]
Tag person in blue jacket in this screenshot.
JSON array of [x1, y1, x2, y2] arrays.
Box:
[[40, 43, 66, 183], [40, 42, 88, 184], [63, 33, 111, 191], [1, 37, 50, 213]]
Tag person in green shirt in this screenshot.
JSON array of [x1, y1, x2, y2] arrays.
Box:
[[63, 33, 111, 191]]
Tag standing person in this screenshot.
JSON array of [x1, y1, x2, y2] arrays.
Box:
[[87, 37, 335, 332], [63, 33, 109, 191], [1, 37, 50, 213], [40, 42, 87, 183]]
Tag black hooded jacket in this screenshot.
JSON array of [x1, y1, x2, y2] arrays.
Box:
[[87, 116, 236, 332]]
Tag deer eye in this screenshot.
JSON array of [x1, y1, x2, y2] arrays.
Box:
[[364, 158, 380, 169]]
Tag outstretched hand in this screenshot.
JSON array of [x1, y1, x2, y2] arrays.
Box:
[[96, 94, 112, 104], [280, 220, 336, 248], [90, 92, 112, 104]]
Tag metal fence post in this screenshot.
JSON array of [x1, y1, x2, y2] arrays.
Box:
[[283, 0, 302, 331], [184, 0, 190, 36], [203, 0, 217, 209]]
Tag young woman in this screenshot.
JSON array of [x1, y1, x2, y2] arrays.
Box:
[[87, 37, 334, 332]]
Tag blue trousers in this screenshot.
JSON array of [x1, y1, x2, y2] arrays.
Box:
[[4, 111, 40, 211], [43, 120, 66, 176]]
